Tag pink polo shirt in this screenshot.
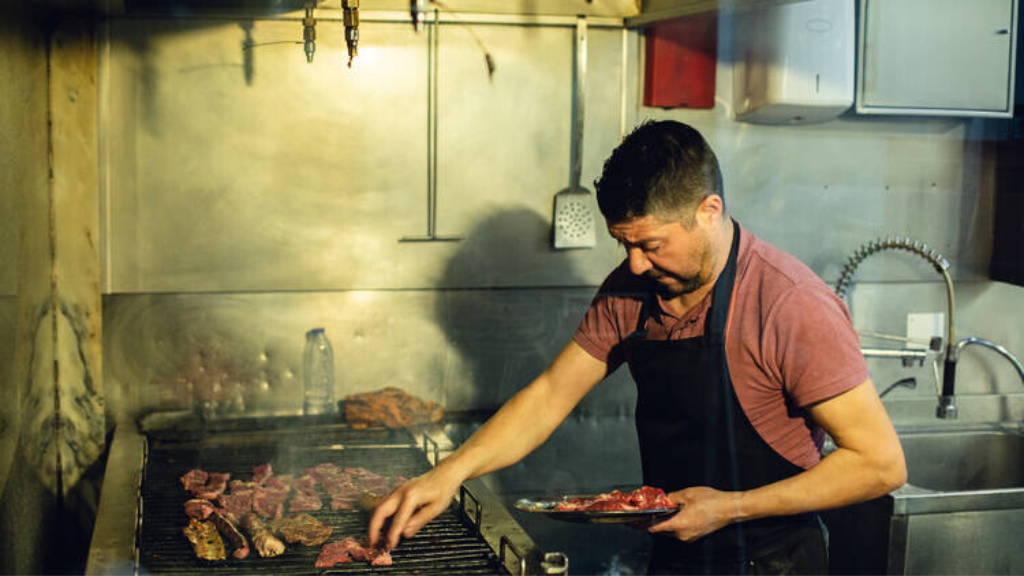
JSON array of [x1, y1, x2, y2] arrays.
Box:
[[573, 222, 868, 470]]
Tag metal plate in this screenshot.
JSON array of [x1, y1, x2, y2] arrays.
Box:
[[513, 496, 678, 524]]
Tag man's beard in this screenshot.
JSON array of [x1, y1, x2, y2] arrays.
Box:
[[645, 236, 715, 298], [647, 271, 705, 298]]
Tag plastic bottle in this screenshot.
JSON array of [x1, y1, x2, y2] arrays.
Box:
[[303, 327, 336, 415]]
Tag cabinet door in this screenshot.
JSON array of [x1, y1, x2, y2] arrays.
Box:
[[858, 0, 1017, 116]]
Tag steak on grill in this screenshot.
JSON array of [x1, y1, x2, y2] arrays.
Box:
[[184, 499, 216, 520], [315, 536, 392, 568], [210, 510, 250, 559], [217, 490, 254, 520], [180, 469, 231, 500], [269, 513, 333, 547], [182, 518, 226, 561], [343, 387, 444, 429], [240, 512, 285, 557]]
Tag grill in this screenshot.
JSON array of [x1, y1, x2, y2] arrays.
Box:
[[85, 418, 568, 576], [139, 439, 504, 575]]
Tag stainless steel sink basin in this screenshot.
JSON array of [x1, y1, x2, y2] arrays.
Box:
[[826, 423, 1024, 574], [899, 426, 1024, 492]]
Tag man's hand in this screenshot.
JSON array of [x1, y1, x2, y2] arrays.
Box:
[[647, 486, 741, 542], [367, 468, 462, 550]]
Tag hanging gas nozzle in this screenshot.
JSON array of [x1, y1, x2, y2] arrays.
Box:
[[302, 2, 316, 63], [410, 0, 428, 32], [341, 0, 359, 67]]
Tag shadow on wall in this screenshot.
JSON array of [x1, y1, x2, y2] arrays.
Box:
[[433, 207, 652, 575]]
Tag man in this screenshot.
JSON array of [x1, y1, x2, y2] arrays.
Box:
[[369, 120, 906, 574]]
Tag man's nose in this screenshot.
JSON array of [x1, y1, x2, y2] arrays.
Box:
[[627, 248, 652, 276]]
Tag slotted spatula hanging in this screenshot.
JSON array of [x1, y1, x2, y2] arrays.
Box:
[[552, 16, 597, 250]]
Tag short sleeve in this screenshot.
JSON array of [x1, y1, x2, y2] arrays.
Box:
[[572, 266, 641, 372], [761, 283, 869, 407]]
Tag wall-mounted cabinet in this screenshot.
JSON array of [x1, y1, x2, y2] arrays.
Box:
[[857, 0, 1019, 118]]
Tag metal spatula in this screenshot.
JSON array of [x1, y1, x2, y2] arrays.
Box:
[[553, 16, 597, 250]]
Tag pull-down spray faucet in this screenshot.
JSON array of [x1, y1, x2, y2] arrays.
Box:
[[835, 237, 959, 419]]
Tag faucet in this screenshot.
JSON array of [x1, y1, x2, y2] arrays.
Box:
[[835, 236, 958, 418], [949, 336, 1024, 384]]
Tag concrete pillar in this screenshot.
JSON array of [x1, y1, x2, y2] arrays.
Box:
[[1, 10, 104, 573]]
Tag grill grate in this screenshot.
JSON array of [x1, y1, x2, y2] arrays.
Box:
[[139, 439, 507, 575]]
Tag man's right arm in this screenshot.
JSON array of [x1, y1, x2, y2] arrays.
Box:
[[367, 339, 608, 549]]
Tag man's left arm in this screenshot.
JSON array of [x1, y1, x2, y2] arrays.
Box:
[[649, 379, 906, 542]]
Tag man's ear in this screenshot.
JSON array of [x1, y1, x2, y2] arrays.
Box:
[[694, 194, 723, 227]]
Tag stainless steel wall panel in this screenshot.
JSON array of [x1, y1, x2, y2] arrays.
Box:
[[107, 19, 432, 292], [105, 19, 631, 293], [851, 281, 1024, 411]]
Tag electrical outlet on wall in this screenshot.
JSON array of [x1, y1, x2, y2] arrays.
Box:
[[907, 313, 944, 350]]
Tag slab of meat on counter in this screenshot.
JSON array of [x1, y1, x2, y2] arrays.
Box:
[[269, 513, 333, 547], [240, 512, 286, 557], [343, 386, 444, 429], [315, 536, 392, 568], [182, 518, 226, 561], [252, 463, 273, 485], [210, 510, 250, 559], [556, 486, 676, 512], [180, 469, 231, 500]]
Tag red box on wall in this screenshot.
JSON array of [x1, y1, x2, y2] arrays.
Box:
[[643, 12, 718, 109]]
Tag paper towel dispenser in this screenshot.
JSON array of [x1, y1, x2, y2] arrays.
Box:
[[732, 0, 855, 124]]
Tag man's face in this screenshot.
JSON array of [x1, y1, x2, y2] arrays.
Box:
[[607, 214, 715, 298]]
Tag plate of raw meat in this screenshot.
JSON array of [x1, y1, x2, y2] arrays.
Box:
[[514, 486, 679, 524]]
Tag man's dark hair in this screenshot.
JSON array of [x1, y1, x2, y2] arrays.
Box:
[[594, 120, 724, 226]]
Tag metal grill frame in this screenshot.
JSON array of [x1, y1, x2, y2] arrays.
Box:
[[86, 417, 567, 575]]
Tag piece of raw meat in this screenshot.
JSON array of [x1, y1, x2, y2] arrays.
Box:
[[315, 536, 392, 568], [184, 499, 216, 520], [181, 469, 231, 500], [252, 463, 273, 485], [315, 540, 357, 568], [218, 491, 254, 520], [253, 487, 288, 518], [555, 486, 676, 512]]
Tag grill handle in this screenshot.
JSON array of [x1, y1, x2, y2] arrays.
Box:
[[421, 433, 441, 466], [541, 552, 569, 575], [500, 535, 527, 576], [459, 484, 482, 529]]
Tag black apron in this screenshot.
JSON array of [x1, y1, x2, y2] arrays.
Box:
[[624, 221, 826, 575]]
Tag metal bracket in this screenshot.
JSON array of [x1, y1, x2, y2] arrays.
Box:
[[421, 433, 440, 466], [401, 8, 460, 243], [541, 552, 569, 575], [499, 535, 527, 576], [459, 484, 482, 530]]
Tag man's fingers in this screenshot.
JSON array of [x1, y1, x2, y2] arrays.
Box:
[[386, 497, 419, 550], [367, 494, 401, 547], [402, 501, 445, 539]]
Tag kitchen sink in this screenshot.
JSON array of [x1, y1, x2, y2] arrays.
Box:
[[825, 423, 1024, 574], [899, 425, 1024, 492]]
